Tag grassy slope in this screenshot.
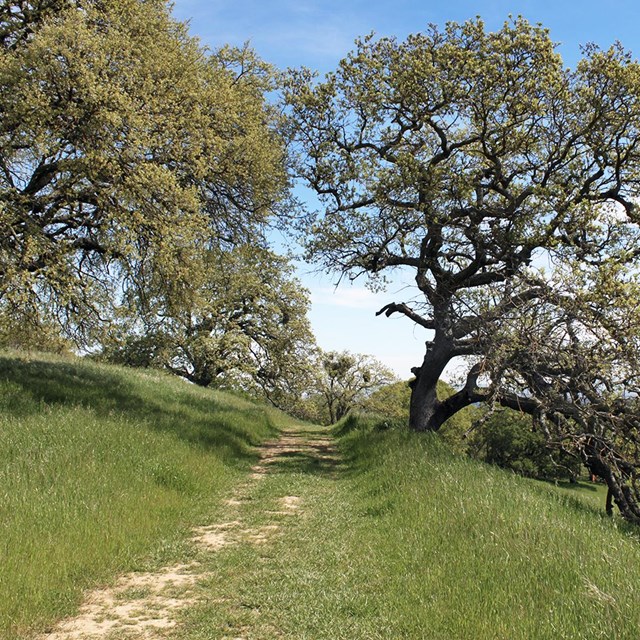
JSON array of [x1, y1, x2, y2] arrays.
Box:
[[180, 415, 640, 639], [0, 351, 284, 639], [4, 355, 640, 639], [536, 478, 609, 510], [335, 419, 640, 639]]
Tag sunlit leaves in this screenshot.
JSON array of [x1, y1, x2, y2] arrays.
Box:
[[0, 0, 288, 342]]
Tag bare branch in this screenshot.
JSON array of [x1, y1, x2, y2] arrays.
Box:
[[376, 302, 436, 329]]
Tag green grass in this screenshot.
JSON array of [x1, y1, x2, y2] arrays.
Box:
[[0, 351, 284, 639], [5, 359, 640, 639], [332, 421, 640, 639], [173, 415, 640, 639], [536, 478, 610, 511]]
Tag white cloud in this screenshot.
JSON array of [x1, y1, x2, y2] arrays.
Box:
[[311, 286, 383, 310], [258, 22, 355, 59]]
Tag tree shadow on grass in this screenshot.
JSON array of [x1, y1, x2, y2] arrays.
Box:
[[531, 478, 640, 539], [266, 448, 346, 478], [253, 426, 347, 479], [0, 355, 275, 465], [550, 480, 600, 493]]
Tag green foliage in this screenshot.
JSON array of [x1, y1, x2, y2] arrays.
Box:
[[360, 379, 410, 424], [0, 309, 74, 354], [101, 244, 317, 412], [469, 409, 582, 480], [0, 1, 288, 342], [96, 332, 172, 369], [310, 350, 396, 424], [287, 18, 640, 290], [0, 350, 285, 638]]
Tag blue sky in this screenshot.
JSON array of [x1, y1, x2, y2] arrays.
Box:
[[172, 0, 640, 379]]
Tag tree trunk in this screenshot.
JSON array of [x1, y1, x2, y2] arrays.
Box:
[[408, 340, 452, 431], [409, 373, 439, 431], [580, 437, 640, 525]]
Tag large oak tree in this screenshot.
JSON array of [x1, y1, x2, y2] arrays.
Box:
[[0, 0, 288, 341], [287, 18, 640, 522]]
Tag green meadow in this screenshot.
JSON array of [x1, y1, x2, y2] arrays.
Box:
[[2, 354, 640, 639], [0, 351, 281, 638]]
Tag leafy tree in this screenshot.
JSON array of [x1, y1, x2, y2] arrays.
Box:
[[286, 18, 640, 522], [287, 17, 640, 431], [0, 1, 73, 50], [474, 265, 640, 520], [0, 0, 288, 342], [96, 332, 172, 370], [361, 379, 411, 425], [0, 307, 73, 354], [315, 350, 396, 424], [102, 244, 317, 411]]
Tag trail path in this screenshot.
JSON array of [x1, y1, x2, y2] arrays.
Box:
[[40, 426, 340, 640]]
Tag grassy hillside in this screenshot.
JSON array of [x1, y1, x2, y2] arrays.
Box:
[[330, 416, 640, 639], [4, 355, 640, 639], [0, 351, 283, 639], [165, 413, 640, 639]]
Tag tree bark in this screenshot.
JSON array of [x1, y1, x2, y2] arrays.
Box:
[[408, 339, 453, 431], [579, 437, 640, 525]]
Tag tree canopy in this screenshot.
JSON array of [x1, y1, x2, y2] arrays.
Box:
[[286, 18, 640, 523], [102, 244, 317, 410], [0, 0, 288, 341]]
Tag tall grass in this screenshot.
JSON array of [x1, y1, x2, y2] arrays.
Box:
[[6, 359, 640, 640], [335, 418, 640, 639], [172, 414, 640, 639], [0, 351, 280, 639]]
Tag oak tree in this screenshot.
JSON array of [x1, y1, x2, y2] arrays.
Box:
[[0, 0, 288, 342], [287, 18, 640, 521], [286, 18, 640, 428], [103, 244, 317, 411]]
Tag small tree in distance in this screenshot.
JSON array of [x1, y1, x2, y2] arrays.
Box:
[[316, 350, 396, 424]]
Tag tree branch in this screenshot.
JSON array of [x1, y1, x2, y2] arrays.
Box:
[[376, 302, 435, 329]]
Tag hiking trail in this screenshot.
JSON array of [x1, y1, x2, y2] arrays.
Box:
[[40, 426, 340, 639]]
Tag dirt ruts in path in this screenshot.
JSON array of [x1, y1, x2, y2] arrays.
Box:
[[39, 427, 337, 640], [250, 428, 339, 477]]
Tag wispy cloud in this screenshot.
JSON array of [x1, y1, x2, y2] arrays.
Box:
[[311, 286, 382, 310], [259, 23, 356, 60], [172, 0, 363, 69]]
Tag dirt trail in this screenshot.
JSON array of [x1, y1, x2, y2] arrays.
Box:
[[39, 428, 337, 640]]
